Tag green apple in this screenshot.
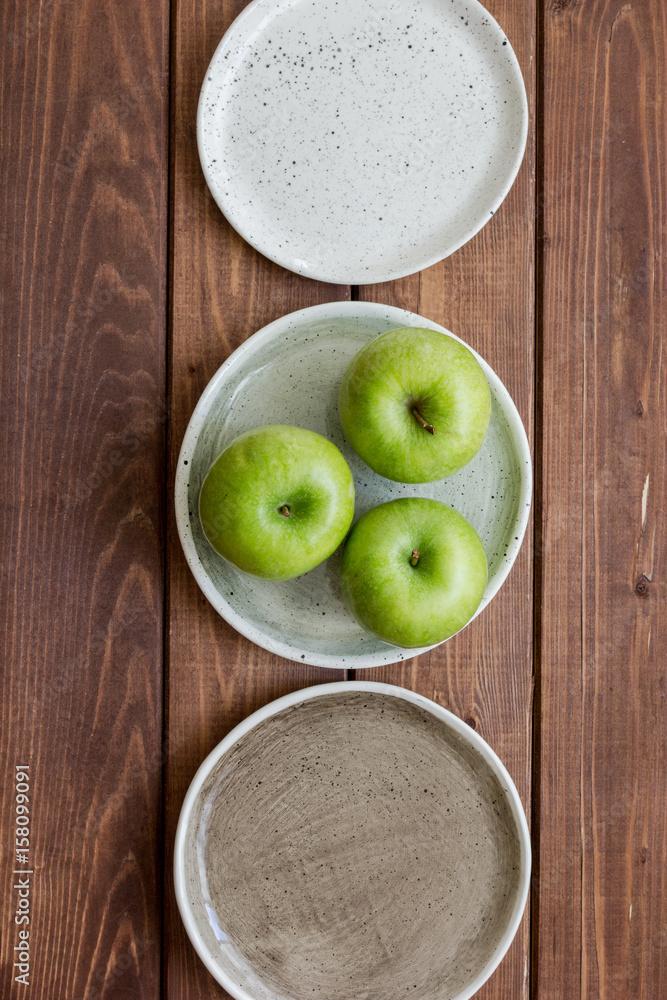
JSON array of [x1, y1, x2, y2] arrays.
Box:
[[340, 498, 487, 648], [339, 327, 491, 483], [199, 425, 355, 581]]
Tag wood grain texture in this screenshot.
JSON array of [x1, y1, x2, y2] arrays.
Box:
[[164, 1, 349, 996], [3, 0, 665, 995], [0, 1, 169, 999], [353, 1, 536, 997], [535, 1, 666, 997]]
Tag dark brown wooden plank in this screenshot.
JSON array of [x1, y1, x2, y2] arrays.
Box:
[[164, 2, 350, 996], [535, 2, 666, 997], [353, 2, 536, 997], [0, 1, 170, 998]]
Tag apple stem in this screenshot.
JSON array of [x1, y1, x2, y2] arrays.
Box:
[[278, 505, 291, 518], [410, 550, 420, 567], [411, 407, 435, 435]]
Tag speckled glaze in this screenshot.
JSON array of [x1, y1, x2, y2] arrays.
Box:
[[175, 682, 531, 1000], [175, 301, 532, 669], [197, 0, 528, 284]]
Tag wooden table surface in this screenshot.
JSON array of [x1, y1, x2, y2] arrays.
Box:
[[1, 1, 665, 997]]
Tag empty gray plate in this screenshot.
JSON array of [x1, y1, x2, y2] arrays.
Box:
[[175, 682, 531, 1000]]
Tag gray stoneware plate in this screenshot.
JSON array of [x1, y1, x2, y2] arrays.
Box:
[[175, 301, 532, 669], [174, 681, 532, 1000], [197, 0, 528, 284]]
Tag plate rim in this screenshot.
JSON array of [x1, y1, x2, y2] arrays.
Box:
[[174, 679, 532, 1000], [174, 300, 532, 669], [196, 0, 529, 285]]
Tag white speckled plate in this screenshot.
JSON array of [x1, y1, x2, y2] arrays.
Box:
[[175, 302, 532, 669], [198, 0, 528, 284]]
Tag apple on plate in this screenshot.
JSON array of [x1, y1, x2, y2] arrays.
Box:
[[199, 425, 355, 581], [339, 327, 491, 483], [340, 497, 487, 648]]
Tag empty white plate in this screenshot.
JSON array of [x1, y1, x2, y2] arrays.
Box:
[[175, 301, 532, 669], [198, 0, 528, 284]]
